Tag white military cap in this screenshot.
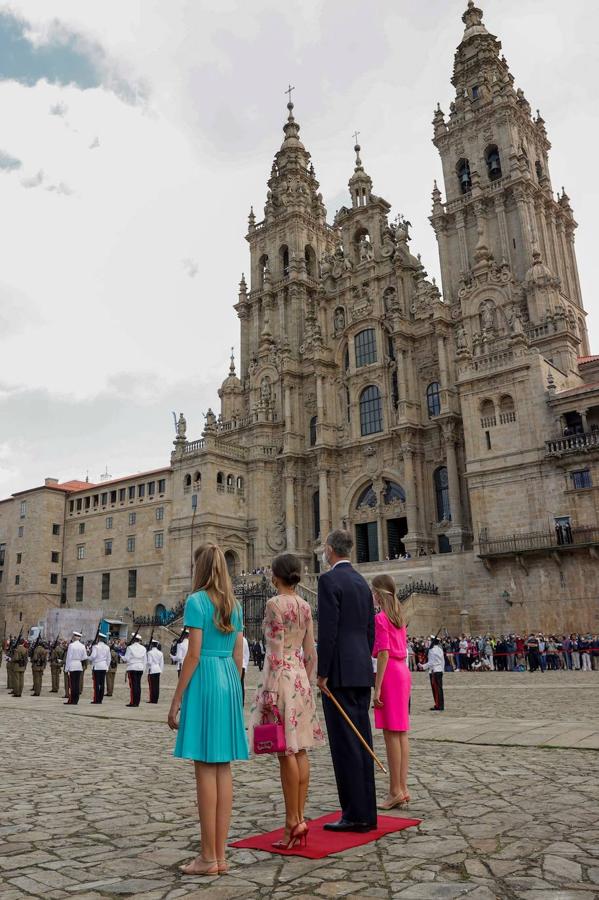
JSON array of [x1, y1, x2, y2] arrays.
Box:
[[72, 631, 82, 637], [134, 634, 143, 641]]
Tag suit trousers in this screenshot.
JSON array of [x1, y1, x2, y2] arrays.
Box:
[[322, 686, 377, 826], [128, 670, 142, 706], [430, 672, 444, 710], [106, 669, 116, 696], [68, 671, 82, 704], [92, 669, 106, 703], [148, 673, 160, 703]]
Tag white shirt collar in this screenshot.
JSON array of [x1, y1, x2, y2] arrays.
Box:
[[331, 559, 351, 569]]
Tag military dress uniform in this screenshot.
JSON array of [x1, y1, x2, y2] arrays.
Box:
[[64, 632, 88, 705], [106, 645, 118, 696], [6, 647, 13, 692], [124, 635, 147, 707], [31, 644, 48, 696], [89, 636, 111, 704], [146, 639, 164, 703], [11, 642, 28, 697], [421, 639, 445, 711], [50, 644, 65, 693]]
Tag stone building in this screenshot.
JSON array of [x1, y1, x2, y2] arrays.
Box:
[[1, 2, 598, 638]]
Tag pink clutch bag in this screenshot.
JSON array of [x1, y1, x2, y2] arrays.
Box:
[[253, 705, 287, 754]]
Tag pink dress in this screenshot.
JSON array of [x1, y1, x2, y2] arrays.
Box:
[[249, 594, 325, 756], [372, 612, 411, 732]]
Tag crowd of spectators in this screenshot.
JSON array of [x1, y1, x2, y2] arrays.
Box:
[[408, 633, 599, 672]]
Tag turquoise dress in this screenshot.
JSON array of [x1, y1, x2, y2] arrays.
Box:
[[173, 591, 249, 763]]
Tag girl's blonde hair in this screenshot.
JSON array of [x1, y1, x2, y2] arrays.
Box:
[[371, 574, 405, 629], [192, 543, 238, 633]]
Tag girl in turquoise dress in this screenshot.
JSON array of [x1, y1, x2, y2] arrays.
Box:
[[168, 544, 248, 877]]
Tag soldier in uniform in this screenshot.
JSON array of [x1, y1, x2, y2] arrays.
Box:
[[6, 640, 14, 692], [89, 633, 111, 704], [11, 639, 28, 697], [146, 638, 164, 703], [62, 640, 70, 698], [124, 634, 147, 707], [64, 631, 88, 705], [105, 642, 119, 697], [50, 640, 65, 693], [31, 641, 49, 696]]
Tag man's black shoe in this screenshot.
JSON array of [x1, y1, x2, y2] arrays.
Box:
[[430, 707, 444, 711], [323, 819, 376, 833]]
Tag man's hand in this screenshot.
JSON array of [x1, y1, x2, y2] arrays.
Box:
[[317, 675, 328, 693]]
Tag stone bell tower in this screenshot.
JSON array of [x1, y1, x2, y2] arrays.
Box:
[[430, 0, 588, 376]]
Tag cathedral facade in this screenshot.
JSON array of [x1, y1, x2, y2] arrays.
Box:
[[1, 2, 598, 637]]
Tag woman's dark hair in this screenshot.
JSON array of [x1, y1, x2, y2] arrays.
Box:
[[272, 553, 302, 587]]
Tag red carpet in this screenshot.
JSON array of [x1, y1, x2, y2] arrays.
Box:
[[230, 811, 421, 859]]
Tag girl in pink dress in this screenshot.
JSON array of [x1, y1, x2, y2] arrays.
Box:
[[372, 574, 411, 810]]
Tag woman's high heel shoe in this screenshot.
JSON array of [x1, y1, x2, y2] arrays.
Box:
[[272, 821, 309, 850]]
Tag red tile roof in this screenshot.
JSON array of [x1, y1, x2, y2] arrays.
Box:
[[556, 380, 599, 398], [67, 466, 170, 493], [578, 355, 599, 365], [47, 480, 96, 492]]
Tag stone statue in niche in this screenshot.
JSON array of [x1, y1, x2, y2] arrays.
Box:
[[480, 300, 496, 332], [334, 307, 346, 332], [359, 235, 374, 262], [176, 413, 187, 440], [260, 376, 272, 404], [383, 288, 396, 312], [381, 225, 396, 257], [455, 323, 468, 350], [507, 304, 524, 335]]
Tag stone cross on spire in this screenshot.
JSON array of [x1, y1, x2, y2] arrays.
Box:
[[285, 84, 295, 105]]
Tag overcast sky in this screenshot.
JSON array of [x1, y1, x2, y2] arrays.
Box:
[[0, 0, 597, 498]]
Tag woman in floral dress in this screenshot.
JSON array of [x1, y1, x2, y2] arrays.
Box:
[[250, 553, 325, 849]]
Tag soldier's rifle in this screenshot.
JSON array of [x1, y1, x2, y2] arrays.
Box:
[[146, 627, 155, 653], [28, 633, 41, 661], [10, 627, 23, 656]]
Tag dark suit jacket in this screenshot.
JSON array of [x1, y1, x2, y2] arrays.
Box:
[[317, 562, 375, 688]]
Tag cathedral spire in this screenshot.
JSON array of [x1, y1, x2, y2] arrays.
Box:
[[461, 1, 487, 38], [348, 134, 373, 208]]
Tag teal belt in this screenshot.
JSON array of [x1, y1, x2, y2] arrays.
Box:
[[201, 649, 231, 658]]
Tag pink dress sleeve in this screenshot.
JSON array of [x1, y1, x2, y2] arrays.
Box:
[[372, 612, 390, 658]]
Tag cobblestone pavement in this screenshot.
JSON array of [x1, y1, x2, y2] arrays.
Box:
[[1, 665, 598, 900]]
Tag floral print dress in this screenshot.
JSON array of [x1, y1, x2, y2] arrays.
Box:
[[249, 593, 325, 755]]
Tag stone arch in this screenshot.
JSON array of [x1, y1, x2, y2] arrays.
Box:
[[480, 398, 496, 427], [224, 549, 239, 576], [499, 394, 516, 424], [279, 244, 289, 277], [304, 244, 317, 277], [154, 603, 167, 623]]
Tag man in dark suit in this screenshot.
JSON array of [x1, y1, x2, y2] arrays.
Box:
[[317, 529, 377, 832]]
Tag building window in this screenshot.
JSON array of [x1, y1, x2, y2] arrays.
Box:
[[128, 569, 137, 599], [355, 329, 377, 367], [69, 500, 74, 513], [472, 84, 479, 100], [148, 480, 155, 495], [50, 573, 58, 585], [356, 483, 377, 509], [93, 494, 99, 508], [102, 572, 110, 601], [127, 536, 135, 553], [20, 500, 26, 518], [426, 382, 441, 418], [15, 574, 20, 585], [359, 386, 383, 436], [138, 484, 145, 499], [154, 532, 164, 549], [570, 469, 592, 490], [434, 466, 451, 522], [344, 345, 350, 374], [110, 490, 117, 504], [76, 499, 83, 511], [18, 526, 23, 537], [84, 497, 90, 510], [128, 485, 135, 500], [309, 416, 318, 447], [485, 144, 502, 181], [498, 394, 516, 424], [16, 553, 22, 564], [158, 478, 166, 494], [156, 506, 164, 521], [76, 575, 84, 602], [78, 522, 85, 535], [105, 540, 112, 556], [129, 512, 136, 526], [0, 543, 6, 567], [105, 516, 113, 530], [236, 476, 244, 492], [52, 523, 60, 535], [101, 492, 108, 506], [77, 544, 85, 560], [51, 551, 60, 564], [312, 490, 320, 540], [119, 488, 126, 502], [457, 158, 472, 194]]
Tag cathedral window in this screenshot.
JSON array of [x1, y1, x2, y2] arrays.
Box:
[[355, 328, 377, 367], [434, 466, 451, 522], [387, 335, 395, 360], [309, 415, 318, 447], [480, 399, 496, 428], [570, 469, 592, 490], [217, 471, 224, 486], [457, 158, 472, 194], [426, 382, 441, 418], [343, 345, 350, 374], [258, 254, 269, 287], [236, 476, 244, 492], [184, 474, 192, 491], [226, 474, 235, 492], [359, 385, 383, 436], [305, 245, 317, 277], [535, 160, 543, 181], [383, 481, 405, 504], [345, 386, 351, 422], [280, 245, 289, 277], [356, 483, 377, 509], [391, 370, 399, 409], [472, 85, 480, 100], [499, 395, 516, 424], [485, 145, 502, 181], [194, 471, 201, 484]]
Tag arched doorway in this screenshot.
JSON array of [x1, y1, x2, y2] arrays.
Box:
[[224, 550, 238, 577], [154, 603, 167, 624]]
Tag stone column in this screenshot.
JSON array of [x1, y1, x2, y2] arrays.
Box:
[[284, 385, 292, 431], [434, 221, 453, 301], [437, 332, 449, 406], [285, 475, 296, 551], [318, 469, 330, 542], [455, 210, 469, 273], [578, 408, 589, 434], [493, 195, 510, 264], [513, 188, 533, 262], [395, 343, 408, 404], [403, 448, 419, 542], [557, 218, 575, 299], [444, 428, 463, 527]]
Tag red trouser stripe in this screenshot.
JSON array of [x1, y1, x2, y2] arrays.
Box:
[[92, 671, 97, 703], [147, 674, 152, 702], [128, 672, 133, 705], [431, 674, 439, 707]]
